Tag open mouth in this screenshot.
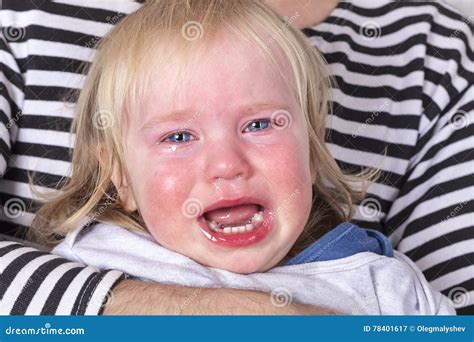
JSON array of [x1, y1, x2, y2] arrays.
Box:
[[197, 201, 273, 248], [203, 204, 265, 234]]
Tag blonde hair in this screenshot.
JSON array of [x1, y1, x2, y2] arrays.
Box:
[[30, 0, 376, 256]]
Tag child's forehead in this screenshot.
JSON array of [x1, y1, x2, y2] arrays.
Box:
[[139, 30, 295, 116]]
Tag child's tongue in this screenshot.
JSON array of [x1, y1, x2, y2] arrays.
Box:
[[204, 204, 260, 226]]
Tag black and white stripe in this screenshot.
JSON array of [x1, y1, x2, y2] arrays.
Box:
[[0, 0, 472, 314], [0, 238, 123, 315], [304, 0, 474, 314]]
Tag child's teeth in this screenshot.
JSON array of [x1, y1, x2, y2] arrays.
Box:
[[209, 221, 218, 230], [251, 212, 263, 224], [206, 209, 264, 234]]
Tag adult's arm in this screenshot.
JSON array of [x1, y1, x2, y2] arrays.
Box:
[[0, 239, 334, 315], [104, 279, 336, 315], [0, 33, 118, 316], [385, 5, 473, 314]]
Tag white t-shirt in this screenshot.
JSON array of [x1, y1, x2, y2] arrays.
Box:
[[53, 221, 455, 315]]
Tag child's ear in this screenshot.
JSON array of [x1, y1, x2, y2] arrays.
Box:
[[111, 160, 138, 212]]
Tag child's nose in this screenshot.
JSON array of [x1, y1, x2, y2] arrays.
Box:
[[204, 140, 252, 184]]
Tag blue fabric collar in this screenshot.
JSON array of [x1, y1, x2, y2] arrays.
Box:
[[286, 222, 393, 265]]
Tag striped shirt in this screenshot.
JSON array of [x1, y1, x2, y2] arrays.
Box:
[[0, 0, 472, 315]]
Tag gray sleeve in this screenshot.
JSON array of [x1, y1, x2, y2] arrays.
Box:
[[373, 252, 456, 315]]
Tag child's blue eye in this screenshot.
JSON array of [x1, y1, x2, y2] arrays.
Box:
[[244, 119, 271, 133], [163, 131, 194, 144]]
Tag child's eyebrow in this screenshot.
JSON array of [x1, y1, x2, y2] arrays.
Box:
[[139, 110, 191, 133], [139, 103, 289, 133]]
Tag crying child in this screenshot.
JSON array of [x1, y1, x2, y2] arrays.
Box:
[[31, 0, 454, 315]]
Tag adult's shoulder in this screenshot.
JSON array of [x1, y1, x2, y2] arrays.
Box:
[[304, 0, 473, 61]]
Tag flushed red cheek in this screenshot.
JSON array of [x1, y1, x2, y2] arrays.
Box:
[[138, 180, 186, 245], [146, 175, 175, 201], [263, 143, 310, 183], [139, 168, 195, 219], [140, 162, 190, 194]]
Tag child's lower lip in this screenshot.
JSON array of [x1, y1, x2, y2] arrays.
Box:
[[197, 207, 273, 248]]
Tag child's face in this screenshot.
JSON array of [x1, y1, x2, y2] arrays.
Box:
[[119, 33, 313, 273]]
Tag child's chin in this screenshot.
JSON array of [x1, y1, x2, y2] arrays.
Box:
[[210, 258, 275, 275]]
